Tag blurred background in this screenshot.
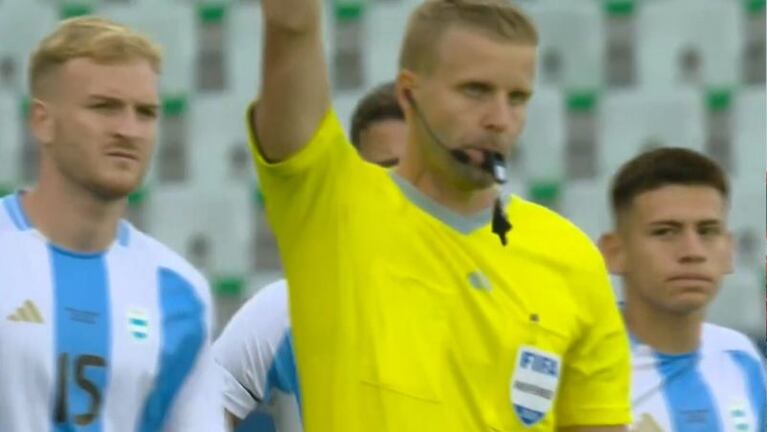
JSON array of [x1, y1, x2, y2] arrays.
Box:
[[0, 0, 764, 353]]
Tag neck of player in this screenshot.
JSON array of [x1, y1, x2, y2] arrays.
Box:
[[623, 294, 704, 355], [395, 161, 497, 216], [22, 172, 127, 253]]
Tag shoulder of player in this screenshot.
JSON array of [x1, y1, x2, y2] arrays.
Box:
[[304, 108, 391, 181], [235, 279, 290, 326], [215, 279, 291, 361], [123, 223, 211, 299], [0, 194, 25, 234], [701, 322, 761, 356], [508, 196, 601, 261], [253, 106, 364, 171]]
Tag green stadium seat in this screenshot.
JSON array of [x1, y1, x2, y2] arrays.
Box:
[[732, 86, 766, 183], [597, 88, 705, 179], [98, 1, 198, 95], [145, 184, 255, 278], [709, 271, 764, 339], [0, 0, 57, 92], [518, 85, 566, 182], [637, 0, 743, 89], [560, 179, 609, 242], [0, 90, 23, 189], [365, 0, 411, 87], [524, 1, 605, 91], [188, 94, 255, 188]]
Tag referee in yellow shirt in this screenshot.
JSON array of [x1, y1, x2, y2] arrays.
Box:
[[247, 0, 631, 430]]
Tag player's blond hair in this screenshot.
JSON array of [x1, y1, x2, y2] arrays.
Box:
[[399, 0, 538, 74], [29, 16, 162, 97]]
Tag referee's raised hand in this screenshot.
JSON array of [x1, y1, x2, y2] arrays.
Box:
[[261, 0, 321, 33], [255, 0, 330, 162]]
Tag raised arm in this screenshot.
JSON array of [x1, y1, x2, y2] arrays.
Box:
[[253, 0, 331, 162]]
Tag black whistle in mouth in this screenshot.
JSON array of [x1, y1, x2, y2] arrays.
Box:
[[482, 152, 507, 184]]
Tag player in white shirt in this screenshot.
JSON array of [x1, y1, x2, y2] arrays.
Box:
[[0, 17, 224, 431], [599, 148, 765, 431], [214, 82, 406, 431], [214, 280, 299, 431]]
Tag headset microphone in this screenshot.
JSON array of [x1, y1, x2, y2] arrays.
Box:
[[404, 89, 507, 185], [404, 88, 512, 245]]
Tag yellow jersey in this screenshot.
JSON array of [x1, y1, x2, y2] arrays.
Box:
[[249, 109, 631, 431]]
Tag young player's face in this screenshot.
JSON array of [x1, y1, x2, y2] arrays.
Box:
[[358, 119, 407, 167], [411, 27, 536, 189], [37, 57, 159, 200], [616, 185, 732, 315]]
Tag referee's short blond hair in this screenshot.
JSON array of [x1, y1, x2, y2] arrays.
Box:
[[399, 0, 538, 75], [29, 16, 162, 97]]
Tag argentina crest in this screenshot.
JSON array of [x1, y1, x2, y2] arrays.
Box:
[[510, 346, 561, 427]]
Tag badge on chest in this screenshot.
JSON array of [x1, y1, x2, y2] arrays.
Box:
[[510, 346, 561, 427]]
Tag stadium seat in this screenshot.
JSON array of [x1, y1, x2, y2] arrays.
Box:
[[523, 1, 604, 91], [98, 1, 197, 96], [187, 93, 255, 188], [0, 90, 23, 190], [708, 270, 764, 339], [601, 0, 637, 88], [559, 178, 610, 242], [144, 185, 209, 271], [565, 90, 600, 180], [226, 1, 263, 96], [742, 0, 766, 85], [0, 0, 57, 92], [729, 186, 765, 274], [637, 0, 743, 89], [517, 85, 566, 182], [364, 0, 410, 86], [597, 88, 705, 180], [145, 183, 255, 278], [145, 96, 192, 184], [732, 85, 766, 183], [227, 1, 335, 95]]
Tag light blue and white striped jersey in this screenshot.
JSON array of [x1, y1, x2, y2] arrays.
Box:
[[0, 193, 225, 432], [213, 279, 302, 432], [631, 322, 765, 431]]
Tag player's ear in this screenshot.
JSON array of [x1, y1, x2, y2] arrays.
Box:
[[598, 232, 626, 275], [29, 98, 54, 148], [396, 69, 417, 113]]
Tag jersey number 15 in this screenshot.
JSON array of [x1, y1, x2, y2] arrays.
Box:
[[54, 353, 107, 426]]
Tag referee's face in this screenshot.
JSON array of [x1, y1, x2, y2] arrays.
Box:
[[33, 57, 159, 201], [614, 185, 732, 316], [410, 27, 536, 189]]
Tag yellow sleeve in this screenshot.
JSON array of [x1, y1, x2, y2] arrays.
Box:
[[245, 106, 364, 252], [248, 106, 353, 175], [555, 246, 632, 426], [245, 106, 374, 430]]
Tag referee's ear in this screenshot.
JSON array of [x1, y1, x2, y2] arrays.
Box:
[[598, 232, 626, 275]]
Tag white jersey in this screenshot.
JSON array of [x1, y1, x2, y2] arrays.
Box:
[[631, 322, 765, 431], [0, 193, 225, 432], [213, 279, 302, 432]]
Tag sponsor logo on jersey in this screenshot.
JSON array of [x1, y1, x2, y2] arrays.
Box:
[[7, 299, 43, 324]]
